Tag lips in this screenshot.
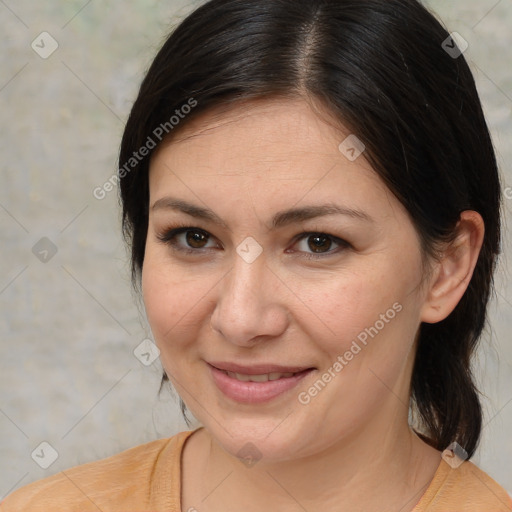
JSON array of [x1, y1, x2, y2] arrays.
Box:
[[207, 361, 315, 404]]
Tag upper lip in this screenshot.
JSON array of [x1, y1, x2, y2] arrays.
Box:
[[208, 361, 314, 375]]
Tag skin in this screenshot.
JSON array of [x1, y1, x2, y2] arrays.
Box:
[[142, 97, 485, 512]]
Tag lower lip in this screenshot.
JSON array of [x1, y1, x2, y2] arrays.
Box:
[[209, 365, 314, 404]]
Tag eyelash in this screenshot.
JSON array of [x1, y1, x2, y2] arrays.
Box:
[[156, 223, 351, 260]]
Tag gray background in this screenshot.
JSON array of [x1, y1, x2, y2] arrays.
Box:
[[1, 0, 511, 500]]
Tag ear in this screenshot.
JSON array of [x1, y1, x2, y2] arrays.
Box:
[[420, 210, 485, 324]]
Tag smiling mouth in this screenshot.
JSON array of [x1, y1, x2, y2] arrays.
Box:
[[208, 363, 315, 404]]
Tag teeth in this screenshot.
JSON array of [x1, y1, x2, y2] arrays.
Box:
[[269, 372, 294, 380], [225, 371, 295, 382]]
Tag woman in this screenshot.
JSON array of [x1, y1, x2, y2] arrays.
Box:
[[2, 0, 511, 510]]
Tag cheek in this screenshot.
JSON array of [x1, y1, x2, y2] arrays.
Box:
[[302, 270, 401, 352], [307, 262, 422, 391], [141, 251, 205, 359]]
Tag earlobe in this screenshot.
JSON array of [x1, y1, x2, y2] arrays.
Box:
[[420, 211, 485, 324]]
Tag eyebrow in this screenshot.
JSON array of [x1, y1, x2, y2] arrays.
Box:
[[151, 197, 373, 229]]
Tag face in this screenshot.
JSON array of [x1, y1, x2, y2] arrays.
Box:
[[142, 97, 431, 463]]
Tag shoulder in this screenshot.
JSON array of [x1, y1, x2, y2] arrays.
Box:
[[0, 430, 195, 512], [415, 459, 512, 511]]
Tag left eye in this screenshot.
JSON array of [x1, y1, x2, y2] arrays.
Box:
[[292, 232, 349, 258]]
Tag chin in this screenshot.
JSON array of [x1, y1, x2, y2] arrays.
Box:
[[195, 407, 323, 465]]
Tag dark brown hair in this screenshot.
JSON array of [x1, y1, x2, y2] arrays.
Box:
[[119, 0, 501, 457]]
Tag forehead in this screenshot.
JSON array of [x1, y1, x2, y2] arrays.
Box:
[[147, 97, 404, 224], [151, 97, 377, 181]]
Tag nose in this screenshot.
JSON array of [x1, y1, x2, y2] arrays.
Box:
[[209, 250, 289, 347]]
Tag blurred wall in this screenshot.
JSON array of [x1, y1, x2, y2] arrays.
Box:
[[1, 0, 511, 499]]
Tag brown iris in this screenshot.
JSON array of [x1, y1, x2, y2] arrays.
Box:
[[307, 235, 332, 253], [186, 230, 209, 248]]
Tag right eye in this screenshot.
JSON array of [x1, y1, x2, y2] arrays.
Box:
[[156, 225, 220, 255]]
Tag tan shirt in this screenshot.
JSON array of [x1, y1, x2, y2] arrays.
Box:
[[2, 428, 511, 511]]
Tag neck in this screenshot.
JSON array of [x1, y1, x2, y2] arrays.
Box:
[[191, 409, 441, 512]]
